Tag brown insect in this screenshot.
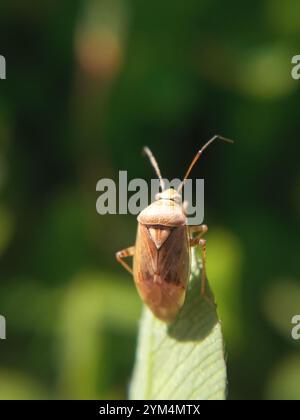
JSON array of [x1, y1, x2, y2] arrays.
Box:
[[116, 135, 233, 322]]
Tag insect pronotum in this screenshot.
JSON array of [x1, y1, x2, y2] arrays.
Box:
[[116, 135, 233, 322]]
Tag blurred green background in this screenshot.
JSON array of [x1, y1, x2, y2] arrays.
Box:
[[0, 0, 300, 400]]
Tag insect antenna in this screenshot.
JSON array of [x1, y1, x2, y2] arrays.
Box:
[[177, 135, 234, 193], [143, 146, 165, 191]]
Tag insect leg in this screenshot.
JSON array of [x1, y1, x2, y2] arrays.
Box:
[[116, 246, 135, 275], [189, 225, 214, 305], [189, 236, 207, 295], [189, 224, 208, 239]]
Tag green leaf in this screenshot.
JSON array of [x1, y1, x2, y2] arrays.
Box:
[[130, 249, 227, 400]]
